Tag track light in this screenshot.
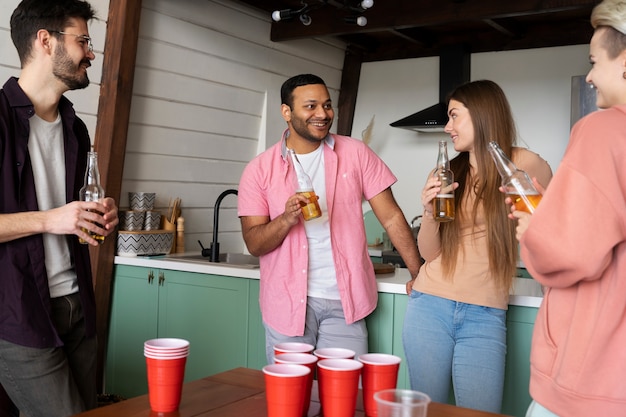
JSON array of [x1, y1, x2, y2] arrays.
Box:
[[272, 1, 373, 26], [299, 14, 312, 25], [345, 16, 367, 26], [272, 9, 301, 22]]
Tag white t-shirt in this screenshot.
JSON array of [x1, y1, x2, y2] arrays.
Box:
[[296, 145, 339, 300], [28, 114, 77, 298]]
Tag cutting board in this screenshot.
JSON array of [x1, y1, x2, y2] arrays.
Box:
[[373, 263, 395, 275]]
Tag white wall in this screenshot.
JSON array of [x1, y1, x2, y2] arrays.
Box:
[[352, 44, 591, 222]]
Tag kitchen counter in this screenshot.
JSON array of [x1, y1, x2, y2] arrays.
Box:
[[114, 252, 542, 308]]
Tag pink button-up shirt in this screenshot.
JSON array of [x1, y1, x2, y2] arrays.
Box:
[[238, 132, 397, 336]]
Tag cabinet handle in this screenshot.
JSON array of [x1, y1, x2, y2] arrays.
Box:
[[148, 270, 154, 284], [158, 272, 165, 286]]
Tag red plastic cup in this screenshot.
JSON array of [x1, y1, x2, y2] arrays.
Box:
[[313, 347, 356, 360], [145, 356, 187, 412], [358, 353, 402, 417], [263, 364, 311, 417], [273, 342, 314, 357], [317, 358, 363, 417], [273, 353, 318, 417]]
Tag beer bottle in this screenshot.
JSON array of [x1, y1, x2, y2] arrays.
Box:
[[79, 150, 105, 244], [433, 140, 455, 222], [487, 141, 542, 213], [288, 148, 322, 221]]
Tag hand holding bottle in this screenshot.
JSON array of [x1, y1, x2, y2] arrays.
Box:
[[504, 177, 545, 241], [421, 172, 459, 217], [288, 148, 322, 221], [432, 141, 456, 222], [488, 141, 543, 214]]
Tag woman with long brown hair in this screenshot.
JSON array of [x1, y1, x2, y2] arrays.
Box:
[[402, 80, 552, 413]]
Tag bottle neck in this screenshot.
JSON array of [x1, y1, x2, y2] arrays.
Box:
[[436, 142, 450, 170], [487, 142, 516, 179], [84, 153, 101, 185]]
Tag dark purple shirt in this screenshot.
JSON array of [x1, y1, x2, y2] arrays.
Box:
[[0, 77, 95, 348]]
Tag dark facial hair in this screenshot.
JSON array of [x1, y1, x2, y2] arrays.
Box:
[[52, 41, 90, 90], [289, 111, 332, 143]]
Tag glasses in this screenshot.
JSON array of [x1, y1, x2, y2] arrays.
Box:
[[47, 30, 93, 53]]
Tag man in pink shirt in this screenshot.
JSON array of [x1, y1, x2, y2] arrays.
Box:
[[238, 74, 421, 362]]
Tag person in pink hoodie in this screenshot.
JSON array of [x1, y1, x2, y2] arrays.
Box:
[[511, 1, 626, 416]]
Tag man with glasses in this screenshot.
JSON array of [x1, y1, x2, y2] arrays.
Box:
[[0, 1, 119, 416]]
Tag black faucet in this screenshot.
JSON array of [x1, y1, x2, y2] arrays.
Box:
[[199, 189, 238, 262]]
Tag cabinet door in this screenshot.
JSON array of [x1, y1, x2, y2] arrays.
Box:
[[105, 265, 159, 398], [502, 306, 538, 417], [366, 292, 410, 389], [157, 271, 250, 382], [246, 279, 266, 370]]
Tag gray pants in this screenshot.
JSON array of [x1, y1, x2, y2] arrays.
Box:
[[0, 292, 97, 417], [264, 296, 368, 364]]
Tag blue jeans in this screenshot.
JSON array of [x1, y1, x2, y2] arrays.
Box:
[[264, 297, 368, 364], [402, 291, 507, 413], [0, 292, 97, 417]]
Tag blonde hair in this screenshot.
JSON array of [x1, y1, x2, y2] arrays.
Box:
[[591, 0, 626, 58]]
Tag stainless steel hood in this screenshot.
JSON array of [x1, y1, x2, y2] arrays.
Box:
[[390, 46, 470, 133]]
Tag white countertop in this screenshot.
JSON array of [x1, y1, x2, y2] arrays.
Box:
[[115, 253, 542, 308]]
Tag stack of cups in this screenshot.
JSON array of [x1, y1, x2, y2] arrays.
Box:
[[263, 364, 311, 417], [143, 338, 190, 413], [317, 358, 363, 417], [358, 353, 402, 417]]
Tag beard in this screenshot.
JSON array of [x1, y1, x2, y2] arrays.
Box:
[[52, 43, 90, 90], [289, 115, 333, 143]]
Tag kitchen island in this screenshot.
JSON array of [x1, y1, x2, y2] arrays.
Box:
[[107, 253, 542, 417]]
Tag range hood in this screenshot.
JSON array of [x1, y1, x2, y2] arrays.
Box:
[[390, 46, 470, 133]]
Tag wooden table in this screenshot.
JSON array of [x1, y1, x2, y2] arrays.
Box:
[[77, 367, 512, 417]]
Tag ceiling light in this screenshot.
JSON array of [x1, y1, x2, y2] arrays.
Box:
[[271, 1, 373, 26], [345, 16, 368, 26], [272, 9, 300, 22], [299, 14, 312, 25]]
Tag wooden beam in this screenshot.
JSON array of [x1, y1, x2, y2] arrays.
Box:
[[91, 0, 143, 393], [337, 47, 362, 136]]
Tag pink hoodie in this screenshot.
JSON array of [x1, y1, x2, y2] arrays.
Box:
[[521, 106, 626, 417]]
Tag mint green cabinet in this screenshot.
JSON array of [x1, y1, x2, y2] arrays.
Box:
[[105, 265, 263, 398], [365, 292, 410, 389], [365, 292, 538, 417], [502, 306, 538, 417]]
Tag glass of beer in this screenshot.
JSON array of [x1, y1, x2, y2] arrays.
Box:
[[298, 190, 322, 221], [507, 192, 542, 214]]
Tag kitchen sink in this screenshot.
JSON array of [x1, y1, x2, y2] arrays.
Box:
[[165, 252, 260, 269]]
